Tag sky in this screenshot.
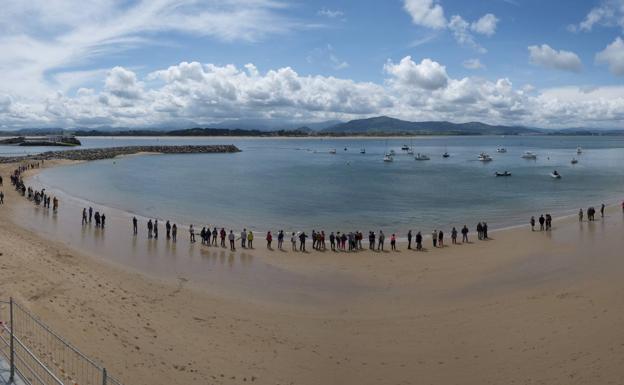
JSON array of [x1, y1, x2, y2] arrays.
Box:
[[1, 0, 624, 130]]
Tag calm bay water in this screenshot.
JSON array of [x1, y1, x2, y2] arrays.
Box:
[[26, 136, 624, 234]]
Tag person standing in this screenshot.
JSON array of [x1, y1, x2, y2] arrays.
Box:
[[189, 224, 196, 243], [451, 227, 458, 244], [147, 219, 153, 238], [82, 208, 88, 226], [539, 215, 545, 230], [166, 220, 171, 239], [415, 231, 423, 250], [377, 230, 385, 251], [228, 230, 235, 251], [291, 232, 297, 251], [241, 229, 247, 248], [407, 230, 412, 249], [153, 220, 158, 239], [277, 230, 283, 250], [390, 234, 397, 251], [101, 213, 106, 228], [530, 216, 536, 230], [329, 232, 336, 251], [578, 209, 583, 222], [132, 217, 138, 235], [461, 225, 469, 243], [266, 231, 273, 249], [432, 230, 438, 248], [172, 224, 177, 242], [299, 232, 307, 251], [601, 203, 605, 218], [482, 223, 488, 239], [248, 231, 254, 249], [88, 207, 93, 223], [438, 230, 444, 247]]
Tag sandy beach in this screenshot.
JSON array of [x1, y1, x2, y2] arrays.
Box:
[[1, 160, 624, 385]]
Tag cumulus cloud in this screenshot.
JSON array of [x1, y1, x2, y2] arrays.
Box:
[[471, 13, 499, 36], [403, 0, 447, 29], [528, 44, 582, 72], [1, 57, 624, 130], [596, 36, 624, 75], [402, 0, 498, 51], [384, 57, 448, 90], [572, 0, 624, 32], [463, 58, 484, 70]]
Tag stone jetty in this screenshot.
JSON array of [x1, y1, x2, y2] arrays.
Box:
[[0, 145, 240, 163]]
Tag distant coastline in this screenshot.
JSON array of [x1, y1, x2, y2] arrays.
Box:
[[2, 115, 623, 138]]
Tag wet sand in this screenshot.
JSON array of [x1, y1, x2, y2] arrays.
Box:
[[1, 160, 624, 384]]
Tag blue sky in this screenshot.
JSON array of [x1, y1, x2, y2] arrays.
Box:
[[0, 0, 623, 129]]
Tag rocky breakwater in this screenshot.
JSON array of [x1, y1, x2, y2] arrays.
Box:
[[0, 145, 241, 163]]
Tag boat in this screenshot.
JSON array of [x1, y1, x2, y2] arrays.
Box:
[[360, 148, 366, 154], [495, 171, 512, 177], [344, 147, 348, 151], [407, 149, 414, 155], [442, 152, 450, 158], [571, 158, 578, 164], [478, 152, 492, 162], [329, 149, 337, 154], [497, 147, 507, 153], [383, 153, 394, 162], [401, 144, 410, 151], [576, 146, 582, 154], [550, 170, 561, 179], [414, 153, 430, 161], [521, 151, 537, 159]]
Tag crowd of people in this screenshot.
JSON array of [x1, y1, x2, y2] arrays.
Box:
[[8, 162, 59, 212]]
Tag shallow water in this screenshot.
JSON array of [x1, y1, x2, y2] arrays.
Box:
[[28, 136, 624, 234]]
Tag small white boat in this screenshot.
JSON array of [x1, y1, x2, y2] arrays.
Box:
[[495, 171, 512, 177], [576, 146, 582, 154], [383, 153, 394, 162], [550, 171, 561, 179], [401, 144, 410, 151], [521, 151, 537, 159], [415, 153, 430, 161], [360, 148, 366, 154], [407, 148, 414, 155], [329, 149, 337, 154], [497, 147, 507, 153], [442, 152, 450, 158], [571, 158, 578, 164], [478, 152, 492, 162]]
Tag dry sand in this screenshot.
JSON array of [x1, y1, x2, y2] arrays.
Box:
[[1, 160, 624, 385]]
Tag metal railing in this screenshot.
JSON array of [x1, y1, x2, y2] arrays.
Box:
[[0, 299, 124, 385]]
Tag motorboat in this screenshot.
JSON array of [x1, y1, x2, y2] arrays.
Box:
[[442, 152, 450, 158], [360, 148, 366, 154], [576, 146, 582, 154], [497, 147, 507, 153], [414, 153, 430, 161], [401, 144, 410, 151], [478, 152, 493, 162], [495, 171, 512, 177], [550, 170, 561, 179], [383, 153, 394, 162], [571, 158, 578, 164], [329, 149, 337, 154], [521, 151, 537, 159]]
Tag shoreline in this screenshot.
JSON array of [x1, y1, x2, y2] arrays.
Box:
[[3, 158, 624, 384]]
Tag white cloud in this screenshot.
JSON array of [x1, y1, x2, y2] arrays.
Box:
[[528, 44, 582, 72], [0, 0, 297, 101], [384, 57, 449, 90], [471, 13, 499, 36], [402, 1, 498, 51], [596, 36, 624, 75], [573, 0, 624, 32], [317, 7, 344, 19], [306, 45, 350, 71], [463, 58, 484, 70], [403, 0, 447, 29]]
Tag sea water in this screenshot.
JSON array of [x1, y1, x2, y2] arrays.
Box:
[[28, 136, 624, 234]]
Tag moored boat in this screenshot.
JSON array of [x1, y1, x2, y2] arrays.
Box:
[[495, 171, 512, 177], [415, 153, 430, 161], [383, 153, 394, 162], [478, 152, 492, 161], [521, 151, 537, 159]]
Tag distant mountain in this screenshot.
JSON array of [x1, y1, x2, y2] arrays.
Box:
[[321, 116, 542, 136]]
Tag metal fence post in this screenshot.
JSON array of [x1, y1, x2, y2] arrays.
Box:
[[9, 297, 14, 382], [102, 367, 108, 385]]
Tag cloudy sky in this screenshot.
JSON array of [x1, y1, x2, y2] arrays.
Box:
[[1, 0, 624, 129]]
